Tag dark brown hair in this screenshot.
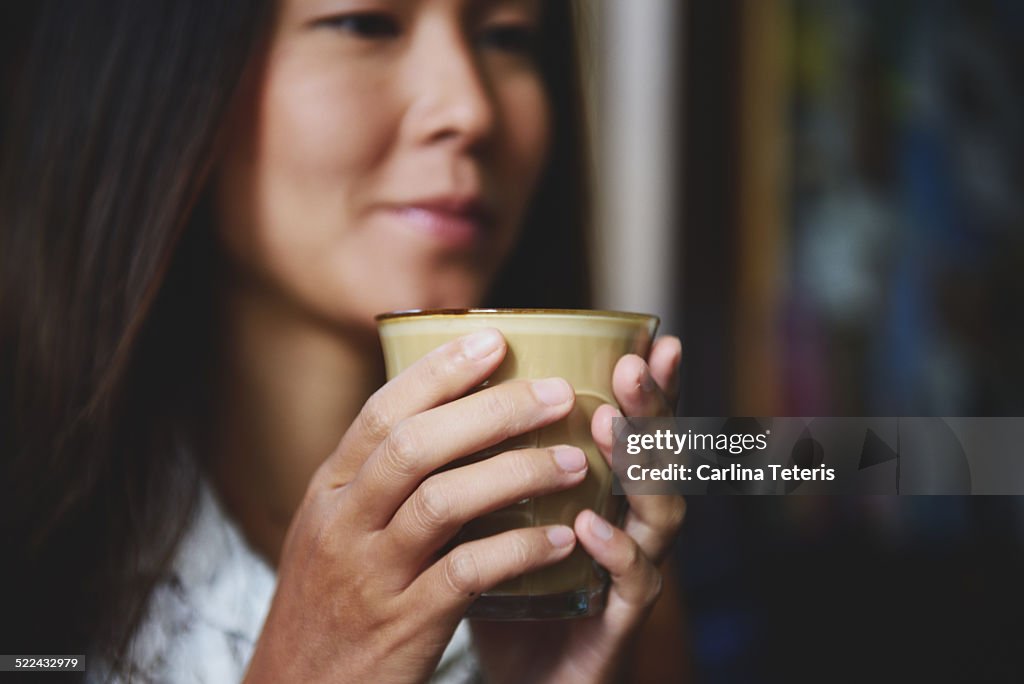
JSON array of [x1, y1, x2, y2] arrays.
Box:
[[0, 0, 590, 672], [489, 1, 592, 307]]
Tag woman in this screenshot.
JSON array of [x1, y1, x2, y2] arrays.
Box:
[[1, 0, 685, 681]]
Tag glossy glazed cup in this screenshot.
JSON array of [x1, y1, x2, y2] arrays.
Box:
[[376, 308, 659, 620]]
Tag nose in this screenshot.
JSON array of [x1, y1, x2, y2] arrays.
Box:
[[402, 25, 497, 151]]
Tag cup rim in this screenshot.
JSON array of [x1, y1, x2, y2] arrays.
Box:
[[375, 307, 659, 324]]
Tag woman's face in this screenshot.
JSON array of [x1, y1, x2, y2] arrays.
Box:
[[215, 0, 549, 329]]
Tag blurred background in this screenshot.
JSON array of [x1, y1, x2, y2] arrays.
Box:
[[588, 0, 1024, 681]]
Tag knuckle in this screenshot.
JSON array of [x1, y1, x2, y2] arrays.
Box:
[[422, 347, 457, 386], [383, 420, 421, 477], [624, 540, 645, 574], [480, 389, 519, 434], [308, 462, 333, 491], [358, 392, 394, 443], [301, 482, 332, 517], [669, 498, 688, 529], [657, 498, 688, 532], [444, 550, 482, 596], [412, 479, 453, 531], [509, 533, 533, 570], [508, 450, 543, 485]]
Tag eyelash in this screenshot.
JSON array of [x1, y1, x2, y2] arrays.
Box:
[[314, 12, 538, 56], [314, 12, 400, 39], [477, 24, 538, 55]]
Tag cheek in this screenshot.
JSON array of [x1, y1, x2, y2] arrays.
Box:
[[215, 54, 397, 295], [499, 77, 551, 196], [256, 60, 394, 216], [486, 75, 551, 264]]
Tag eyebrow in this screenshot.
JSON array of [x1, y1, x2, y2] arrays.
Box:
[[472, 0, 543, 15]]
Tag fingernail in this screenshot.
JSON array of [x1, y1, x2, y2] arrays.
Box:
[[590, 512, 614, 541], [532, 378, 573, 406], [462, 329, 503, 360], [547, 526, 575, 548], [553, 446, 587, 473]]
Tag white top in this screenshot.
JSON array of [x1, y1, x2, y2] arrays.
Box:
[[89, 482, 479, 683]]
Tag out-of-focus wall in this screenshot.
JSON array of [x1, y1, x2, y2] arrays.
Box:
[[587, 0, 683, 336]]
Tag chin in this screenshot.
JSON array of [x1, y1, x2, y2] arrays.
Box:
[[345, 289, 482, 330], [325, 261, 491, 332], [385, 277, 486, 311]]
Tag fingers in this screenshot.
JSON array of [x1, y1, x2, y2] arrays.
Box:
[[320, 329, 507, 486], [386, 446, 589, 570], [620, 498, 686, 564], [607, 336, 681, 422], [411, 525, 577, 617], [611, 353, 673, 422], [574, 510, 662, 611], [348, 378, 575, 527], [591, 403, 619, 456], [597, 336, 684, 564], [591, 404, 687, 563], [648, 335, 682, 406]]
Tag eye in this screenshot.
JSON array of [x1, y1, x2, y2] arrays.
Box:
[[314, 12, 400, 39], [478, 23, 538, 56]]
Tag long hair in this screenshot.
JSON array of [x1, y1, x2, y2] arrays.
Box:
[[488, 1, 592, 308], [0, 0, 591, 670]]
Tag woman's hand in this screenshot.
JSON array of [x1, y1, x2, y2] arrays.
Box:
[[472, 335, 686, 684], [244, 329, 590, 683]]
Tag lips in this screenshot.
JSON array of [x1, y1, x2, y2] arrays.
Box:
[[386, 197, 491, 250]]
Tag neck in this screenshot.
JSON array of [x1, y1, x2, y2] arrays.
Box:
[[205, 281, 384, 566]]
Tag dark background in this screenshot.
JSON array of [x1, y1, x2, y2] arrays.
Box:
[[675, 0, 1024, 681]]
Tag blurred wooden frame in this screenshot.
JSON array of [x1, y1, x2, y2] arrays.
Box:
[[735, 0, 790, 415]]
